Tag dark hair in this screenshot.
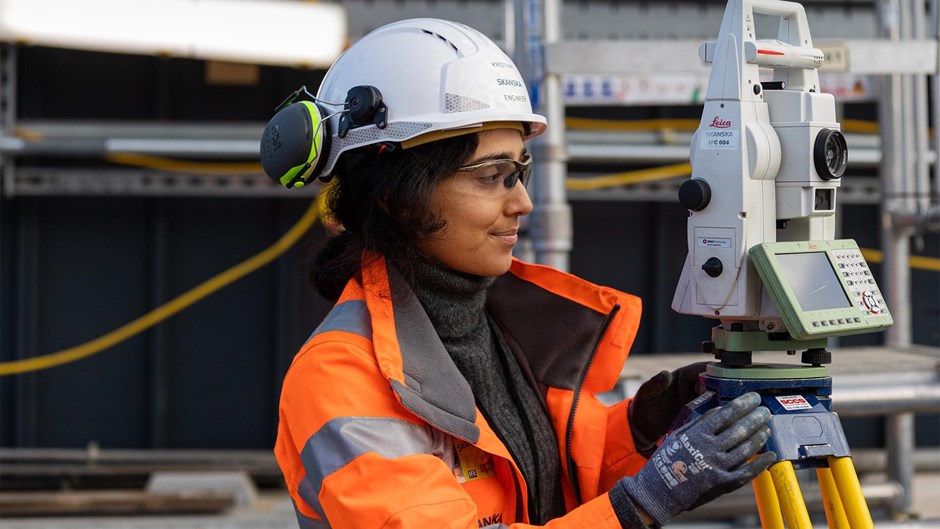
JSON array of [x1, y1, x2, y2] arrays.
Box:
[[311, 134, 479, 300]]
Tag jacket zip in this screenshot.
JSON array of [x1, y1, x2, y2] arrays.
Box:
[[564, 304, 620, 505]]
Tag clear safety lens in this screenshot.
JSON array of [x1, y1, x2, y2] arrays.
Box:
[[451, 153, 532, 197]]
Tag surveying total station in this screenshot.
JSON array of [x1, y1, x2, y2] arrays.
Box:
[[670, 0, 893, 527]]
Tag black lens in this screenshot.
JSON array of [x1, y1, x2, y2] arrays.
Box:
[[514, 154, 532, 188], [814, 129, 847, 180]]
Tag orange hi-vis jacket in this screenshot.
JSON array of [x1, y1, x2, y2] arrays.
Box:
[[275, 254, 646, 528]]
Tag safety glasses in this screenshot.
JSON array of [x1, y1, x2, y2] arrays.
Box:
[[451, 153, 532, 197]]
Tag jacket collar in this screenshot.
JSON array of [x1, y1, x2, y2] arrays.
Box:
[[361, 253, 481, 443]]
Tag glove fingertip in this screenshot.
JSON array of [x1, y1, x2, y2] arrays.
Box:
[[650, 370, 674, 394], [754, 451, 777, 471]]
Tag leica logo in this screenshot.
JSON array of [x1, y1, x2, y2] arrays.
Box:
[[709, 116, 732, 128]]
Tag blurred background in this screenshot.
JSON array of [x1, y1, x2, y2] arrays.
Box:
[[0, 0, 937, 527]]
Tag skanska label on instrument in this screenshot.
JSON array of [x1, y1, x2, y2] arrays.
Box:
[[700, 129, 739, 150], [775, 395, 813, 411]]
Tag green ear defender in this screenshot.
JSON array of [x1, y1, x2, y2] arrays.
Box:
[[260, 99, 330, 189], [260, 85, 388, 189]]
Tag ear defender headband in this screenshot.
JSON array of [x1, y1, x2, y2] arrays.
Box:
[[260, 85, 387, 188]]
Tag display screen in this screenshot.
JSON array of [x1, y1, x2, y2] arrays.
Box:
[[776, 252, 852, 311]]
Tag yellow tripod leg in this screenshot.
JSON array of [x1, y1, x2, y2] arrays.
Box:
[[753, 469, 785, 528], [817, 466, 851, 528], [769, 461, 814, 528], [829, 456, 874, 529]]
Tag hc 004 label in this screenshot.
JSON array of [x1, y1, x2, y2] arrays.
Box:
[[700, 129, 739, 150], [775, 395, 813, 411]]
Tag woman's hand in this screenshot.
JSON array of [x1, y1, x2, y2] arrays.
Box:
[[617, 391, 776, 527], [628, 362, 709, 456]]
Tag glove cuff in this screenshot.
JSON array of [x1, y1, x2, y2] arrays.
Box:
[[618, 475, 674, 527], [610, 481, 661, 529]]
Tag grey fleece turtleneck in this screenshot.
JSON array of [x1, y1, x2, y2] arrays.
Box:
[[406, 258, 566, 524]]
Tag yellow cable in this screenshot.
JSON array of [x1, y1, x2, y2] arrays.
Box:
[[105, 153, 263, 175], [566, 117, 700, 132], [860, 248, 884, 263], [841, 119, 880, 134], [860, 248, 940, 272], [566, 162, 692, 191], [565, 117, 887, 135], [0, 195, 324, 376], [911, 255, 940, 272]]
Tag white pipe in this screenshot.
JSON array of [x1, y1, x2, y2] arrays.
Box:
[[503, 0, 516, 59], [912, 0, 931, 214], [887, 413, 915, 513], [900, 0, 917, 216], [530, 0, 572, 270], [879, 0, 913, 348]]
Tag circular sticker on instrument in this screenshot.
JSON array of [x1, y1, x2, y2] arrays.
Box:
[[861, 291, 881, 314]]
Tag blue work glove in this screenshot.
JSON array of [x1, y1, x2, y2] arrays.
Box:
[[618, 392, 776, 527], [629, 362, 709, 456]]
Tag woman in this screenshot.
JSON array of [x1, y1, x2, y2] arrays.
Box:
[[266, 18, 774, 529]]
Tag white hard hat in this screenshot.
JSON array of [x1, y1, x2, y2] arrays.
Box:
[[315, 18, 547, 177], [259, 18, 547, 187]]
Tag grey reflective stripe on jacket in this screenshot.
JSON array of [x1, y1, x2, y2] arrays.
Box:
[[297, 416, 455, 524], [307, 300, 372, 343]]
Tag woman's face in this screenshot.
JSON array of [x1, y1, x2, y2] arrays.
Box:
[[420, 128, 533, 276]]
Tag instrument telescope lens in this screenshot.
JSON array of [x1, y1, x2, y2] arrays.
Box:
[[814, 129, 848, 180]]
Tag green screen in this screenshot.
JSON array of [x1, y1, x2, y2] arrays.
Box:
[[776, 252, 852, 311]]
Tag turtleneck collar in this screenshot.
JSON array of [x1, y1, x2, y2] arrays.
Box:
[[403, 256, 497, 340]]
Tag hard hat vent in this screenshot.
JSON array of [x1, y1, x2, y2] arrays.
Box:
[[421, 29, 459, 53], [444, 93, 490, 113]]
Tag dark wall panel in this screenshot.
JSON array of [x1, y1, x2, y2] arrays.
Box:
[[1, 198, 17, 447], [7, 197, 152, 447], [162, 198, 279, 449], [0, 196, 330, 449]]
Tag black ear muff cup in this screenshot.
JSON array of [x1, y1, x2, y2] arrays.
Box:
[[260, 102, 330, 188]]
